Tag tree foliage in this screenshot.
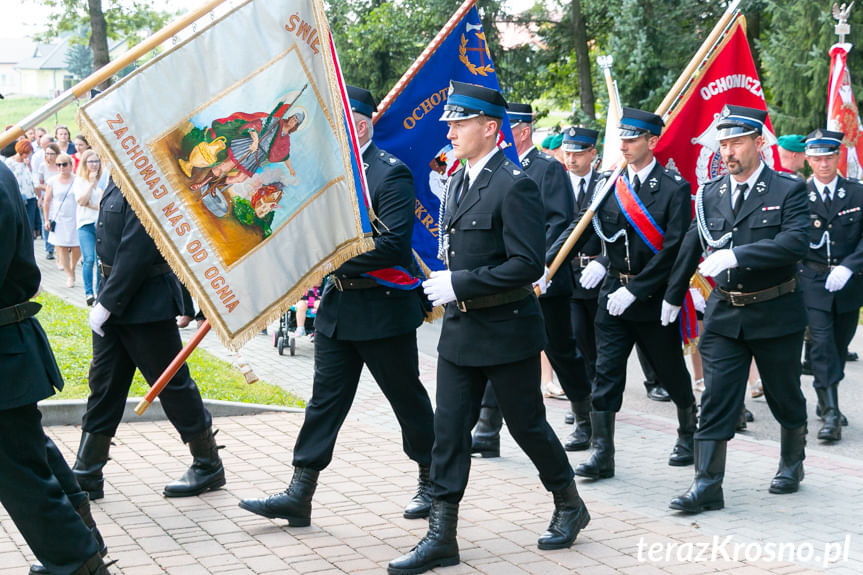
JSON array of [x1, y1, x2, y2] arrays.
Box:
[[65, 42, 94, 80]]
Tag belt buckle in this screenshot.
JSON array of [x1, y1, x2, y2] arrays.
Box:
[[579, 255, 591, 268], [727, 291, 745, 306], [619, 273, 630, 286], [457, 300, 468, 313], [332, 276, 344, 292], [13, 304, 26, 322]]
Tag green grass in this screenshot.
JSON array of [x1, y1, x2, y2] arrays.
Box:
[[1, 96, 79, 135], [35, 292, 304, 407]]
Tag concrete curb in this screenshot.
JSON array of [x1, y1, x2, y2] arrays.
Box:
[[38, 397, 303, 426]]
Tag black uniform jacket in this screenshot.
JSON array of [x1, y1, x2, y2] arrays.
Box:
[[95, 179, 184, 325], [438, 149, 546, 366], [548, 170, 603, 299], [575, 162, 691, 322], [0, 162, 63, 409], [521, 147, 573, 298], [799, 176, 863, 313], [315, 142, 426, 341], [665, 167, 809, 339]]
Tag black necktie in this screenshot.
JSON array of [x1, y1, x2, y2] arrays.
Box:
[[733, 183, 748, 217], [633, 175, 641, 194], [457, 172, 470, 205], [823, 188, 832, 212], [578, 179, 586, 203]]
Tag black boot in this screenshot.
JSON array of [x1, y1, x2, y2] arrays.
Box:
[[815, 386, 841, 441], [403, 465, 431, 519], [388, 499, 460, 575], [470, 406, 502, 458], [669, 439, 726, 513], [69, 552, 112, 575], [72, 432, 112, 500], [735, 406, 748, 431], [816, 385, 848, 427], [564, 402, 575, 425], [238, 467, 319, 526], [163, 427, 225, 497], [30, 497, 108, 574], [668, 404, 697, 466], [769, 424, 806, 494], [574, 411, 614, 479], [537, 480, 590, 549], [564, 398, 592, 451]]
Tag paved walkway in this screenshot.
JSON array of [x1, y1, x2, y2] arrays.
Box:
[[1, 241, 861, 574]]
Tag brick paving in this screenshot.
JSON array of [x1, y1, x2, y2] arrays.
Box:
[[1, 241, 861, 574]]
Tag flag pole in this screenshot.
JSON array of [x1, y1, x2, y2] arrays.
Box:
[[0, 0, 229, 150], [544, 0, 741, 283], [374, 0, 477, 121], [134, 320, 211, 415]]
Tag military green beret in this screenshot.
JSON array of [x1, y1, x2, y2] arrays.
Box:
[[548, 133, 564, 150], [541, 135, 554, 149], [777, 134, 806, 153]]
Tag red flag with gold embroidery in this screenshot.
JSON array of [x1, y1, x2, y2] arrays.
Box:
[[827, 43, 863, 179]]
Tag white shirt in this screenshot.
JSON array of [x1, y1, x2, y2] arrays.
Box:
[[627, 158, 656, 190], [518, 146, 536, 164], [465, 147, 500, 188], [730, 162, 765, 210], [814, 175, 838, 202], [73, 176, 103, 228], [569, 169, 593, 205]]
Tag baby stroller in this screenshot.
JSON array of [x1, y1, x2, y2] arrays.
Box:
[[273, 287, 319, 356]]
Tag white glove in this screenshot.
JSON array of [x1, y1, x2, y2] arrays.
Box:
[[660, 300, 681, 326], [698, 249, 738, 277], [533, 266, 551, 295], [423, 270, 457, 307], [607, 286, 636, 316], [579, 260, 607, 289], [689, 287, 707, 313], [89, 303, 111, 337], [825, 265, 853, 292]]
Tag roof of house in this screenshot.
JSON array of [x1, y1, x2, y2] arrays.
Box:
[[13, 35, 126, 71]]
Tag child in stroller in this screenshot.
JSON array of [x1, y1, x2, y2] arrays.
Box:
[[274, 285, 319, 356]]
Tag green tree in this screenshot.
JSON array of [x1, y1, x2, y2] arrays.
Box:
[[65, 42, 94, 80]]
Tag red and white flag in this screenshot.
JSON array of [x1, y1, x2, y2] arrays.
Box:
[[654, 15, 780, 186], [827, 43, 863, 179]]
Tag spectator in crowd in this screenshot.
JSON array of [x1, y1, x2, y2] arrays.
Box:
[[43, 153, 80, 287], [75, 149, 104, 306], [55, 125, 75, 155], [5, 140, 38, 239], [34, 142, 61, 256], [72, 135, 91, 171], [31, 134, 54, 179]]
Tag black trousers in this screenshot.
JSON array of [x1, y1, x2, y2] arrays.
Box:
[[592, 310, 694, 412], [83, 320, 212, 442], [292, 330, 434, 470], [0, 404, 99, 574], [46, 437, 89, 509], [636, 343, 660, 385], [807, 305, 859, 390], [570, 296, 598, 384], [430, 355, 574, 502], [697, 329, 806, 440], [540, 295, 591, 401]]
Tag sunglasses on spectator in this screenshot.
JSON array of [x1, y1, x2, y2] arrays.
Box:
[[56, 162, 70, 167], [86, 160, 101, 164]]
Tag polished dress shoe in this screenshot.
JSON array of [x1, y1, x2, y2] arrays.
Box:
[[645, 383, 671, 402]]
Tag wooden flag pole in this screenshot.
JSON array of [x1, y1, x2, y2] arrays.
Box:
[[0, 0, 229, 150], [374, 0, 477, 121], [134, 320, 211, 415], [543, 0, 742, 285]]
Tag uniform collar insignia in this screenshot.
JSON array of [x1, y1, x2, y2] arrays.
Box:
[[756, 181, 767, 193], [719, 182, 728, 195], [838, 187, 846, 198], [521, 157, 531, 168], [363, 162, 369, 171], [809, 190, 817, 202], [649, 177, 658, 189]]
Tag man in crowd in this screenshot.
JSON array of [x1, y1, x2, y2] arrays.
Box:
[[776, 134, 807, 177], [388, 81, 590, 575], [239, 85, 435, 526], [663, 105, 809, 512]]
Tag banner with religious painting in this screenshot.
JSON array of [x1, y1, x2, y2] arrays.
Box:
[[78, 0, 372, 348]]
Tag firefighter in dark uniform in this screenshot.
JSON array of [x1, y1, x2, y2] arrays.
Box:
[[388, 81, 590, 575], [573, 108, 696, 481], [799, 129, 863, 442], [470, 106, 591, 457], [663, 105, 809, 513], [548, 126, 603, 445], [0, 161, 110, 574], [239, 86, 435, 526], [75, 177, 224, 501]]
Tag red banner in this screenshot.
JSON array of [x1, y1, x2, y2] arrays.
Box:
[[654, 16, 781, 186], [827, 43, 863, 179]]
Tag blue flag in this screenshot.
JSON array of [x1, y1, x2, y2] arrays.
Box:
[[374, 6, 517, 273]]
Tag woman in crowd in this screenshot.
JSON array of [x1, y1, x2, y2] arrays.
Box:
[[34, 143, 61, 259], [43, 153, 80, 287], [74, 149, 104, 305], [55, 125, 75, 155], [5, 139, 38, 238], [72, 134, 91, 171]]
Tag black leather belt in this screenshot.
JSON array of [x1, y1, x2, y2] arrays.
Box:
[[714, 277, 797, 307], [0, 301, 41, 327], [100, 262, 172, 279], [456, 285, 533, 312], [803, 261, 834, 274], [331, 276, 379, 291], [609, 268, 636, 286]]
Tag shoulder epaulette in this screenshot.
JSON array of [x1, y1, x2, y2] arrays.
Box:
[[775, 171, 802, 181]]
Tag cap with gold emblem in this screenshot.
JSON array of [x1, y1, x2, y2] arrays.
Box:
[[439, 80, 508, 121], [804, 129, 844, 156], [715, 105, 767, 141]]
